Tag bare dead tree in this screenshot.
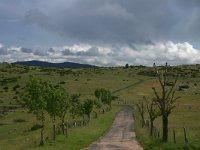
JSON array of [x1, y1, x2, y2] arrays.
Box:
[[152, 63, 180, 142], [143, 96, 161, 136]]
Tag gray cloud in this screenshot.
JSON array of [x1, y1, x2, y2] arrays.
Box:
[[20, 47, 33, 53], [62, 46, 102, 56], [62, 49, 74, 55], [24, 8, 58, 32], [33, 49, 49, 56], [0, 47, 8, 55], [48, 48, 55, 53], [21, 0, 200, 45]]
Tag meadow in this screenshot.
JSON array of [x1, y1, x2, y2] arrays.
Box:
[[0, 62, 200, 149]]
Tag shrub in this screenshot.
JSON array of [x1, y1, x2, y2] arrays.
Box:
[[3, 87, 8, 90], [30, 124, 43, 131], [54, 85, 60, 89], [59, 81, 65, 84], [179, 85, 189, 91], [13, 96, 18, 99], [13, 118, 26, 123], [166, 82, 174, 86], [13, 84, 20, 91]]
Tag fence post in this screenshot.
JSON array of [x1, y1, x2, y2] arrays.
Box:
[[183, 127, 188, 144], [173, 129, 176, 144]]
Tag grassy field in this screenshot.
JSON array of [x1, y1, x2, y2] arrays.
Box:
[[1, 63, 200, 149], [131, 76, 200, 149]]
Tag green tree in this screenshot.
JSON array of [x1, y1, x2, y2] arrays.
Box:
[[22, 77, 46, 145], [94, 89, 101, 101], [44, 83, 60, 140], [93, 99, 102, 118], [82, 99, 94, 120], [69, 94, 82, 119], [57, 87, 70, 135], [100, 89, 112, 108], [125, 63, 129, 68], [152, 63, 180, 142]]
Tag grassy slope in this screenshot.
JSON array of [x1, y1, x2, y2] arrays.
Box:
[[0, 64, 136, 150], [1, 63, 200, 149]]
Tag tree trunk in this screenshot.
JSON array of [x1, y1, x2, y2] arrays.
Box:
[[89, 114, 91, 121], [53, 116, 56, 140], [61, 116, 65, 135], [142, 114, 145, 128], [40, 112, 45, 146], [162, 115, 168, 142], [40, 125, 44, 145], [53, 123, 56, 140], [150, 120, 153, 136]]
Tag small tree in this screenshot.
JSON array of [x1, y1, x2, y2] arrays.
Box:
[[143, 96, 161, 136], [82, 99, 94, 120], [152, 63, 180, 142], [22, 77, 46, 145], [100, 89, 112, 109], [93, 99, 102, 118], [94, 88, 112, 110], [57, 87, 70, 135], [125, 63, 129, 68], [44, 83, 60, 140], [94, 89, 101, 101], [69, 94, 81, 119]]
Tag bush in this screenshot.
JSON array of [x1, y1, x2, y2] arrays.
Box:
[[13, 118, 26, 123], [166, 82, 174, 86], [59, 81, 65, 84], [13, 96, 18, 99], [179, 85, 189, 91], [54, 85, 60, 89], [3, 87, 8, 90], [13, 84, 20, 91], [30, 124, 43, 131]]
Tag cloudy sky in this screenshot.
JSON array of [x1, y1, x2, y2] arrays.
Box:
[[0, 0, 200, 66]]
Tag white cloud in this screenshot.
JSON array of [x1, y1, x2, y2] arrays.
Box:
[[0, 41, 200, 66]]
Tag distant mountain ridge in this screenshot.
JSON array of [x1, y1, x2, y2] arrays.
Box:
[[13, 60, 96, 68]]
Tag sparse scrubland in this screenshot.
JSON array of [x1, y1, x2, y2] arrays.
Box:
[[0, 62, 200, 149]]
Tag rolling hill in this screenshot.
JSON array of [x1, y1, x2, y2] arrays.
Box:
[[12, 60, 96, 68]]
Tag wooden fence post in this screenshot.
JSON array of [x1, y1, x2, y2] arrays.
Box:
[[183, 127, 188, 144]]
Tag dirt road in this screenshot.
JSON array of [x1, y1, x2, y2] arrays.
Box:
[[84, 107, 143, 150]]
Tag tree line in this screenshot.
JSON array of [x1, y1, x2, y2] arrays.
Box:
[[21, 76, 112, 145]]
